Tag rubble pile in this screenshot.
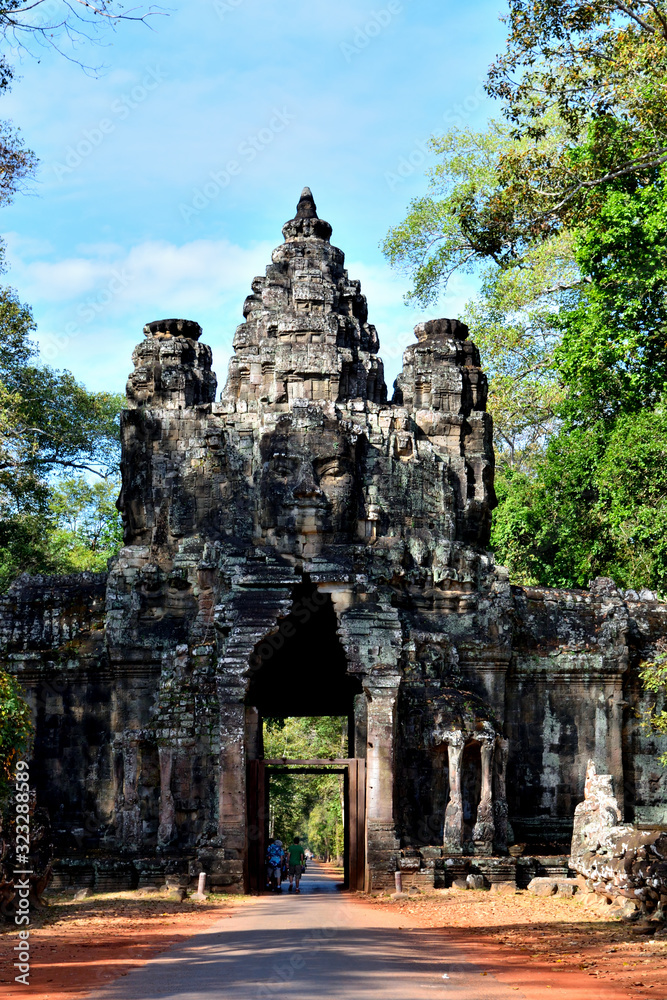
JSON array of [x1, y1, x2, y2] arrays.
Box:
[[570, 761, 667, 920]]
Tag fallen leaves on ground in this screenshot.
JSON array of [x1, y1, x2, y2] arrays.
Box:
[[360, 888, 667, 999], [0, 889, 253, 999]]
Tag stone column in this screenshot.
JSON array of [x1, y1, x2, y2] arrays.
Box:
[[443, 732, 464, 854], [365, 683, 400, 839], [364, 678, 401, 886], [217, 700, 246, 844], [211, 585, 294, 892], [118, 736, 142, 850], [472, 738, 495, 854], [336, 599, 403, 889], [493, 737, 510, 853], [157, 747, 176, 847]]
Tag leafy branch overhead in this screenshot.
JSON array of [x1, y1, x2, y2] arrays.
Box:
[[384, 0, 667, 595]]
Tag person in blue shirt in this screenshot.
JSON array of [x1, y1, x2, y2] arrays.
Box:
[[266, 838, 284, 892]]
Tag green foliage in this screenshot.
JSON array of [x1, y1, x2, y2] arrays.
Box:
[[384, 0, 667, 603], [264, 717, 346, 860], [492, 405, 667, 593], [464, 257, 566, 469], [0, 287, 123, 589], [486, 1, 667, 237], [557, 170, 667, 422], [0, 667, 32, 803], [639, 651, 667, 765], [595, 405, 667, 591], [491, 425, 606, 587], [47, 476, 123, 574], [382, 123, 512, 305]]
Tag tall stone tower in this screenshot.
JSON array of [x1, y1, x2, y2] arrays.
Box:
[[103, 187, 502, 888], [225, 186, 387, 406]]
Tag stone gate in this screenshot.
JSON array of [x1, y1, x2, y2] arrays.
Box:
[[4, 189, 667, 892]]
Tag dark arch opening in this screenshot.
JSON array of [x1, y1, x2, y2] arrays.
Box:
[[246, 582, 363, 718], [461, 740, 482, 846]]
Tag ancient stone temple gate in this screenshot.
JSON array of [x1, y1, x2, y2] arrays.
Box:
[[4, 189, 667, 893]]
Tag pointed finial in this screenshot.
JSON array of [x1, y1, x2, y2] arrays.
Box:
[[295, 186, 318, 220], [282, 187, 332, 241]]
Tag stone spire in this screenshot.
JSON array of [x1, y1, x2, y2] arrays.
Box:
[[223, 189, 386, 406]]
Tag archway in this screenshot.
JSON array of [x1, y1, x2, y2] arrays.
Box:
[[244, 583, 367, 892], [245, 582, 362, 719]]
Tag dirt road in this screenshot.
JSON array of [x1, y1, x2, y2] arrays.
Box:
[[84, 862, 521, 1000]]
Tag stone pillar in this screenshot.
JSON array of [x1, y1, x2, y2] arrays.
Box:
[[443, 732, 464, 854], [244, 705, 262, 761], [493, 737, 510, 853], [217, 701, 246, 844], [365, 684, 399, 834], [117, 736, 142, 850], [157, 747, 176, 847], [472, 738, 495, 854], [210, 585, 293, 892], [352, 692, 368, 759], [336, 599, 403, 889], [364, 679, 400, 883]]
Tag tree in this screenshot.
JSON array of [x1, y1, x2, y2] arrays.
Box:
[[384, 2, 667, 300], [487, 0, 667, 230], [0, 286, 123, 589], [556, 168, 667, 422], [0, 1, 162, 67], [383, 0, 667, 597], [383, 123, 573, 468], [0, 667, 32, 803], [47, 476, 123, 572], [263, 717, 346, 860]]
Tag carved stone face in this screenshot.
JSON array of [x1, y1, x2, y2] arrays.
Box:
[[257, 415, 357, 552]]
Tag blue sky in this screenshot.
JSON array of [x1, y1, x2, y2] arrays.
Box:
[[1, 0, 507, 395]]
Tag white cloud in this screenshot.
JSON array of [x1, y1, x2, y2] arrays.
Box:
[[7, 236, 274, 312], [4, 234, 479, 395]]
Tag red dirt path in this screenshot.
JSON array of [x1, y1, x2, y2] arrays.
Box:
[[3, 881, 667, 999], [360, 887, 667, 999], [0, 891, 255, 999]]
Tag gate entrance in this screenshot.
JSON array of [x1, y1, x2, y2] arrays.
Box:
[[247, 757, 366, 893]]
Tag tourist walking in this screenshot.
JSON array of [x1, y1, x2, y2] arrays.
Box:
[[266, 838, 284, 893], [287, 836, 306, 893]]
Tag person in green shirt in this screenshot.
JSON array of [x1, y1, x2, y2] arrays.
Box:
[[287, 836, 306, 893]]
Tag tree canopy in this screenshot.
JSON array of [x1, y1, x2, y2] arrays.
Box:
[[264, 717, 347, 861], [0, 287, 123, 589], [384, 0, 667, 596]]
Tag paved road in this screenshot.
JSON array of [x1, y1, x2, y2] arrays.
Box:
[[88, 862, 525, 999]]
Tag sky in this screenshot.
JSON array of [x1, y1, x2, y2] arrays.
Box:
[[0, 0, 508, 395]]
